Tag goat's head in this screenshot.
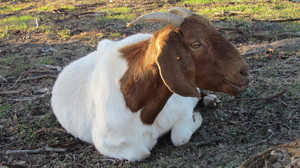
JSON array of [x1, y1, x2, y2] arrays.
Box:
[[128, 7, 250, 97]]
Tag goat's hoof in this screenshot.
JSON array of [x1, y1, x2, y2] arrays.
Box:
[[202, 94, 221, 108]]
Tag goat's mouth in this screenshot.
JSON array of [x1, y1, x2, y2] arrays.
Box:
[[224, 80, 248, 93]]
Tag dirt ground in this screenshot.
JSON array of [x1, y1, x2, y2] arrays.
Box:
[[0, 1, 299, 168]]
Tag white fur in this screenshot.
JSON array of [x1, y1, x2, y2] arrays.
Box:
[[51, 33, 203, 161]]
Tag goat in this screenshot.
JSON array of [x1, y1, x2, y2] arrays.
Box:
[[51, 7, 250, 161]]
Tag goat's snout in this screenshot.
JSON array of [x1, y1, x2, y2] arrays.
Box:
[[239, 65, 250, 85], [239, 65, 250, 78], [218, 62, 251, 96]]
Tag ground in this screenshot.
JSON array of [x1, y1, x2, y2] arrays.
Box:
[[0, 0, 299, 168]]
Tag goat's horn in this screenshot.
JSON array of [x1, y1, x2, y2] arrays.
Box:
[[168, 7, 193, 18], [127, 12, 184, 27]]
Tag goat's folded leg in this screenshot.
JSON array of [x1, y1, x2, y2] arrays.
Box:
[[92, 128, 150, 161], [93, 140, 150, 161], [95, 144, 150, 162], [171, 112, 202, 147], [199, 92, 221, 108]]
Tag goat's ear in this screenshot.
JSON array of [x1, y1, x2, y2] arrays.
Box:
[[155, 30, 200, 98]]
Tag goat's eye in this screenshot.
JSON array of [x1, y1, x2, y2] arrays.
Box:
[[191, 42, 201, 48]]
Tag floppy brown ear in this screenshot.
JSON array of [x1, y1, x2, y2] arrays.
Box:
[[155, 28, 200, 98]]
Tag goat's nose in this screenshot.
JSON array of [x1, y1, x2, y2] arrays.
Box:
[[239, 66, 250, 77], [239, 65, 250, 85]]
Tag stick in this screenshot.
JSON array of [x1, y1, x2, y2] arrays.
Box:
[[0, 140, 23, 148], [34, 127, 66, 134], [217, 27, 246, 34], [0, 88, 26, 95], [252, 18, 300, 22], [11, 92, 50, 102], [11, 71, 28, 88], [277, 32, 300, 37], [75, 11, 109, 17], [6, 147, 66, 155], [27, 69, 58, 74], [18, 74, 57, 82], [0, 75, 8, 82], [25, 16, 40, 39], [35, 16, 39, 28], [225, 89, 287, 102]]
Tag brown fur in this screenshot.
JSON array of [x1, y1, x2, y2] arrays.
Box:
[[120, 14, 250, 125], [119, 38, 172, 125]]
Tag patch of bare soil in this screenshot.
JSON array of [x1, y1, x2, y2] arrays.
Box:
[[0, 1, 299, 167], [241, 38, 300, 56]]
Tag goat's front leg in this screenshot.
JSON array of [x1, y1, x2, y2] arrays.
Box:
[[199, 92, 221, 108], [171, 112, 202, 147]]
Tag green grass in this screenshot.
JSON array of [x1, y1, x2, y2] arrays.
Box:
[[278, 22, 300, 33], [39, 25, 55, 34], [0, 103, 11, 118], [34, 56, 56, 65], [36, 4, 77, 12], [104, 6, 131, 13], [184, 0, 300, 20], [286, 82, 300, 99], [0, 15, 35, 38], [0, 15, 34, 25], [109, 32, 121, 38], [0, 54, 32, 76], [0, 5, 29, 14], [98, 6, 135, 21], [0, 52, 55, 76], [0, 0, 298, 39], [103, 14, 135, 21], [36, 6, 55, 12], [182, 0, 232, 4], [57, 28, 72, 39], [60, 5, 77, 11]]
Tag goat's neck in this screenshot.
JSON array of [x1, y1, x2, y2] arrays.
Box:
[[120, 39, 172, 125]]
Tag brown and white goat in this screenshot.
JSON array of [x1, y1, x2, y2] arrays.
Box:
[[51, 7, 250, 161]]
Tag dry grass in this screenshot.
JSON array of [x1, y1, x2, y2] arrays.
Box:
[[0, 0, 299, 167]]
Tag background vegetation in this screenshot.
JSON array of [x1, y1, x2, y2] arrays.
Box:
[[0, 0, 299, 167]]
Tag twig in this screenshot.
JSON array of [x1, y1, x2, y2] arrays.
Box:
[[225, 89, 287, 102], [0, 75, 8, 82], [253, 32, 300, 40], [34, 127, 66, 135], [41, 47, 58, 53], [35, 64, 62, 71], [11, 70, 29, 88], [14, 93, 49, 101], [0, 140, 24, 148], [98, 158, 117, 163], [35, 16, 39, 28], [279, 99, 288, 106], [217, 27, 246, 34], [0, 65, 10, 69], [277, 32, 300, 37], [27, 69, 58, 74], [252, 18, 300, 22], [6, 147, 66, 155], [11, 92, 50, 102], [25, 16, 40, 39], [72, 11, 109, 18], [18, 74, 57, 82], [0, 88, 27, 95]]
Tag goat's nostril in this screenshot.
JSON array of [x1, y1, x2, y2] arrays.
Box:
[[240, 67, 250, 77]]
